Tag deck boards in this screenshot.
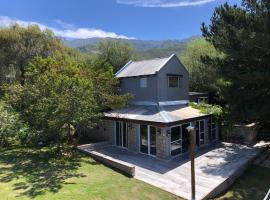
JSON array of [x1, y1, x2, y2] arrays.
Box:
[[80, 142, 266, 200]]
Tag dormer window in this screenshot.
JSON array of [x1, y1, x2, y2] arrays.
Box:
[[140, 77, 147, 88], [168, 75, 182, 88]]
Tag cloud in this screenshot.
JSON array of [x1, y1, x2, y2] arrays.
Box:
[[116, 0, 216, 7], [0, 16, 135, 39]]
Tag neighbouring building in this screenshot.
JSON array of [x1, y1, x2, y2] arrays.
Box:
[[86, 54, 218, 160], [189, 92, 209, 104]]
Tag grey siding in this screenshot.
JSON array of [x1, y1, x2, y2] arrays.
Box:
[[119, 75, 158, 102], [157, 55, 189, 102]]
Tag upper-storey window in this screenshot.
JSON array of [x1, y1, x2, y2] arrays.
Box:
[[168, 75, 182, 88], [140, 77, 147, 88]]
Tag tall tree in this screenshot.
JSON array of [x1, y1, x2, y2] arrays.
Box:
[[202, 0, 270, 123], [96, 39, 135, 73], [180, 38, 223, 102], [0, 25, 68, 84], [4, 57, 100, 150]]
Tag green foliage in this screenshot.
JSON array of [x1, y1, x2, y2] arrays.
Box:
[[202, 0, 270, 123], [90, 59, 133, 110], [180, 38, 224, 102], [0, 24, 72, 85], [4, 57, 100, 148], [189, 102, 223, 121], [0, 100, 31, 146], [96, 39, 135, 73]]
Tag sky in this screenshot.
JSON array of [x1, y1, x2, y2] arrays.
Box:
[[0, 0, 240, 40]]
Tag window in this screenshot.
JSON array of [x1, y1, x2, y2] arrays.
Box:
[[140, 77, 147, 88], [170, 126, 182, 156], [168, 75, 182, 88], [195, 120, 205, 146]]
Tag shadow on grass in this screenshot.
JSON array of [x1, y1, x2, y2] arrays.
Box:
[[0, 146, 96, 198]]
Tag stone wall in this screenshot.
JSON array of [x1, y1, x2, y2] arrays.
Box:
[[221, 123, 259, 145], [156, 127, 171, 159]]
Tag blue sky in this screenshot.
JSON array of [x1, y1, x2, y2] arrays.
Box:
[[0, 0, 240, 40]]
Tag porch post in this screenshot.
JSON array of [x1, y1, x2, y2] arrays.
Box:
[[187, 125, 196, 200]]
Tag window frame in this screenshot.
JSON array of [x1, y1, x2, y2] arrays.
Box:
[[140, 77, 147, 88], [167, 75, 182, 88]]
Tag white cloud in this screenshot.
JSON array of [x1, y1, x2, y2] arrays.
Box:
[[0, 16, 135, 39], [116, 0, 216, 7]]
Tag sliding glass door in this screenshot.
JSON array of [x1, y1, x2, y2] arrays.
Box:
[[195, 120, 205, 147], [140, 125, 157, 156], [171, 126, 181, 156], [140, 125, 148, 154], [115, 121, 128, 148]]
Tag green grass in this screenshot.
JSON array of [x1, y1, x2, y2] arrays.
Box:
[[215, 165, 270, 200], [0, 147, 182, 200]]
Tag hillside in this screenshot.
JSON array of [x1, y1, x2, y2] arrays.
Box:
[[63, 36, 200, 59]]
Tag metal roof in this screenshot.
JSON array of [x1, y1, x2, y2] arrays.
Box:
[[115, 54, 175, 78], [104, 105, 209, 126]]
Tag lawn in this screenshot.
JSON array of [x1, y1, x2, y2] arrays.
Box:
[[0, 147, 182, 200], [215, 165, 270, 200]]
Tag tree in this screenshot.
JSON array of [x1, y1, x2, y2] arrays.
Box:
[[201, 0, 270, 123], [180, 38, 223, 102], [96, 39, 135, 73], [4, 57, 100, 151], [4, 57, 131, 151], [0, 25, 68, 85]]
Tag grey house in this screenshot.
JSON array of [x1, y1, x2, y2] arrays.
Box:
[[89, 54, 218, 160]]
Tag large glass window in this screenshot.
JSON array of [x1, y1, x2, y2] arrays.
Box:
[[171, 126, 182, 156], [209, 118, 217, 141], [195, 120, 205, 146], [140, 125, 148, 154], [115, 121, 128, 148], [140, 77, 147, 88], [168, 75, 182, 88], [150, 126, 157, 156], [182, 124, 189, 153]]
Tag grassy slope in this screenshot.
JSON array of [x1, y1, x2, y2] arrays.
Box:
[[215, 165, 270, 200], [0, 147, 181, 200]]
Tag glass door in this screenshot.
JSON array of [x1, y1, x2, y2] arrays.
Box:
[[149, 126, 157, 156], [115, 121, 128, 148], [140, 125, 157, 156], [171, 126, 182, 156], [181, 123, 189, 153], [140, 125, 148, 154]]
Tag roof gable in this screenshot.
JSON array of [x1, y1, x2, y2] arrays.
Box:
[[115, 54, 176, 78]]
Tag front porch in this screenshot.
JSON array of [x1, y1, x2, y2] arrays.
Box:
[[78, 142, 267, 200]]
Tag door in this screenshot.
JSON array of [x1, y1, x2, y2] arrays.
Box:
[[181, 123, 189, 153], [115, 121, 128, 148], [149, 126, 157, 156], [170, 126, 182, 156], [140, 125, 157, 156], [140, 125, 148, 154]]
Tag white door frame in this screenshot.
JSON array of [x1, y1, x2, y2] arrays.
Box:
[[114, 121, 128, 148], [139, 124, 157, 156]]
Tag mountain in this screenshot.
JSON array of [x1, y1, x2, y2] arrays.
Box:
[[63, 36, 200, 59]]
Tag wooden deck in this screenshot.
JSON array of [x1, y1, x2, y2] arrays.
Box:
[[79, 142, 267, 200]]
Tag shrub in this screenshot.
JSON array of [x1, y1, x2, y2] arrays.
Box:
[[189, 102, 223, 121], [0, 100, 32, 146]]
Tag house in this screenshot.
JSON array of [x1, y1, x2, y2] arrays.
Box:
[[189, 92, 209, 104], [86, 54, 218, 160]]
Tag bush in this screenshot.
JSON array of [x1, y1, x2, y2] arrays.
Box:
[[0, 100, 32, 146]]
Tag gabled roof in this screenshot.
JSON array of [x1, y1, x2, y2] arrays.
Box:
[[115, 54, 175, 78]]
